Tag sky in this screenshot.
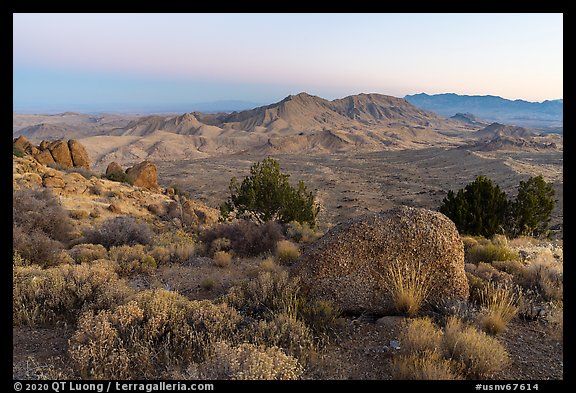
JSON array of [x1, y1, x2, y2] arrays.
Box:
[[13, 13, 563, 113]]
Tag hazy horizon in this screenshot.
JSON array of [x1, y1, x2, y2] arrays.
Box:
[[13, 13, 563, 113]]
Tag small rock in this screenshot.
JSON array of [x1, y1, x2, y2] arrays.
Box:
[[389, 340, 401, 351], [108, 203, 122, 213]]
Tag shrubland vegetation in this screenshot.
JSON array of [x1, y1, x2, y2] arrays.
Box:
[[439, 175, 555, 238], [12, 157, 562, 380]]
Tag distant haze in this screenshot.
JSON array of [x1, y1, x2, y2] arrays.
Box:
[[13, 13, 562, 113]]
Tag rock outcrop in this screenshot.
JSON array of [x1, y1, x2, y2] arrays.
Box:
[[293, 206, 469, 314], [105, 161, 124, 176], [125, 160, 159, 190], [47, 140, 74, 168], [13, 137, 91, 169], [68, 140, 90, 168]]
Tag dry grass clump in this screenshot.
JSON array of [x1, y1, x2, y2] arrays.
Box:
[[548, 302, 563, 341], [443, 316, 509, 378], [199, 341, 303, 380], [297, 298, 341, 339], [245, 312, 315, 361], [275, 240, 300, 265], [68, 243, 108, 264], [258, 257, 281, 273], [213, 250, 233, 268], [520, 250, 563, 301], [201, 220, 284, 257], [401, 317, 443, 354], [395, 316, 509, 380], [225, 271, 301, 318], [69, 289, 242, 379], [285, 220, 322, 243], [476, 283, 519, 335], [393, 351, 462, 380], [151, 230, 196, 263], [83, 215, 154, 249], [13, 260, 131, 326], [383, 260, 434, 317]]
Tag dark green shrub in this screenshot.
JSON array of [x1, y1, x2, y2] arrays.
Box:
[[103, 171, 133, 185], [13, 145, 25, 157], [439, 176, 509, 237], [439, 175, 555, 239], [508, 176, 555, 237], [220, 157, 319, 227]]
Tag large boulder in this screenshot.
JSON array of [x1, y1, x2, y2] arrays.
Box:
[[13, 136, 32, 152], [293, 206, 468, 314], [105, 161, 124, 176], [48, 140, 74, 168], [125, 160, 159, 190], [39, 140, 51, 151], [33, 149, 56, 166], [42, 170, 65, 189], [68, 140, 90, 169]]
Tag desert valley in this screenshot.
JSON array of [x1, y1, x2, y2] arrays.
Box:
[[13, 91, 563, 381]]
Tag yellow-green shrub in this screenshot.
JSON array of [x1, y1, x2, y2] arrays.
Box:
[[68, 289, 242, 379], [443, 316, 509, 378], [199, 341, 303, 380], [275, 240, 300, 265], [401, 317, 443, 354], [13, 260, 131, 326], [213, 250, 233, 268], [393, 351, 462, 380]]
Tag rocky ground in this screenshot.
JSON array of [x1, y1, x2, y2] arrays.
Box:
[[12, 150, 563, 381]]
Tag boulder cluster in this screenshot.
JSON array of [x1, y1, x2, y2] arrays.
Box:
[[14, 136, 91, 169], [105, 161, 159, 191]]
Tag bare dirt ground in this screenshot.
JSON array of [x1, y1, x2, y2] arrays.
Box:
[[156, 147, 563, 237]]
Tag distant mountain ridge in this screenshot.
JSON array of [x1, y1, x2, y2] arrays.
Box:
[[405, 93, 563, 130], [14, 92, 562, 169]]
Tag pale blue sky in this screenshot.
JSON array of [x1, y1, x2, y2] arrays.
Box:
[[13, 13, 563, 112]]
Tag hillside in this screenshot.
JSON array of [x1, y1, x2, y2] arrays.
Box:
[[405, 93, 563, 129], [73, 92, 472, 168], [461, 123, 561, 152]]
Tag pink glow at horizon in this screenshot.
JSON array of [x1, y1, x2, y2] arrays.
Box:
[[13, 13, 563, 110]]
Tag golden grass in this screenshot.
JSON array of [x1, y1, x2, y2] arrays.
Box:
[[259, 257, 280, 273], [476, 283, 519, 335], [275, 240, 301, 265], [393, 351, 462, 380], [213, 250, 233, 268], [443, 316, 509, 378], [383, 260, 434, 317], [199, 341, 303, 380], [401, 317, 443, 354]]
